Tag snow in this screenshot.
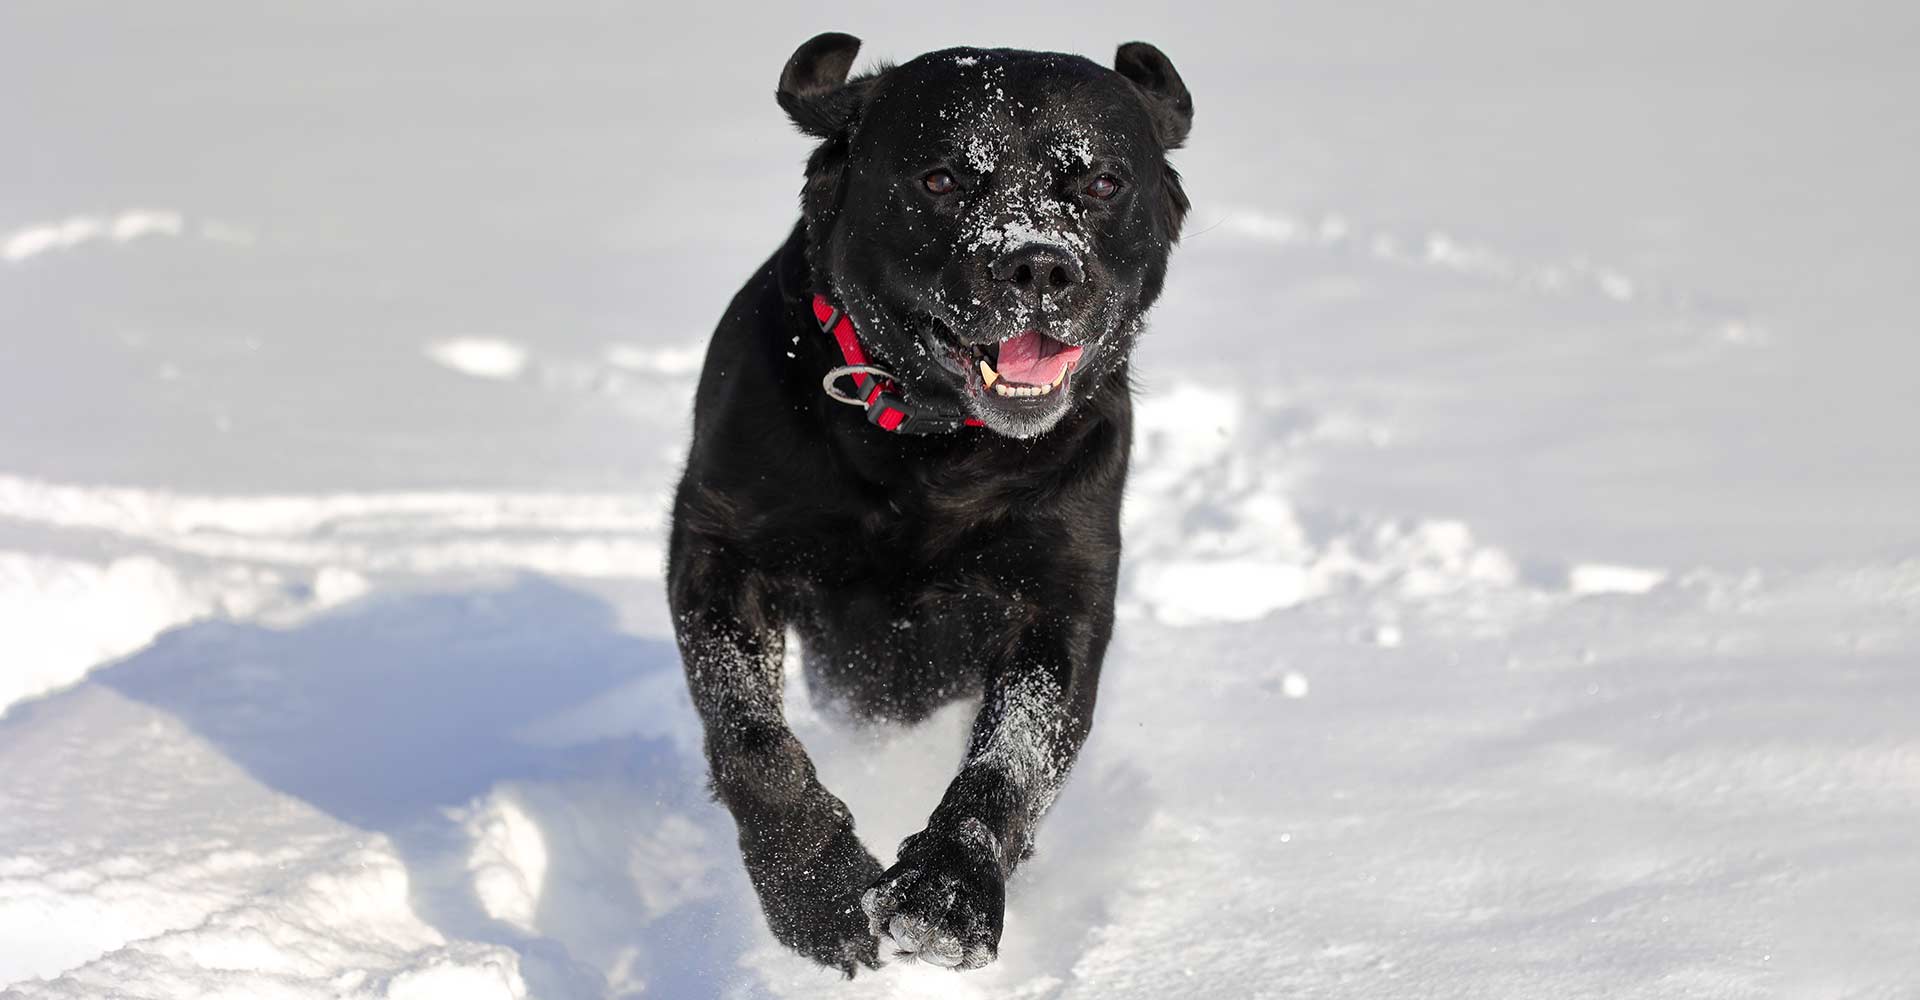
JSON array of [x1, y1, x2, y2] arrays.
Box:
[[1, 210, 235, 263], [603, 343, 706, 378], [425, 339, 533, 381], [1568, 563, 1670, 596], [4, 3, 1920, 998]]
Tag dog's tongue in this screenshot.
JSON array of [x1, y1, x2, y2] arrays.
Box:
[[996, 330, 1083, 385]]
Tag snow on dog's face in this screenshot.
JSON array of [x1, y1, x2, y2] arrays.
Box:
[[779, 34, 1192, 439]]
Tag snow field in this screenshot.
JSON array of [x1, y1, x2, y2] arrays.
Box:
[[6, 3, 1920, 996]]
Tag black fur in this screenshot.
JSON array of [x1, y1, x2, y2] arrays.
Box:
[[667, 34, 1191, 975]]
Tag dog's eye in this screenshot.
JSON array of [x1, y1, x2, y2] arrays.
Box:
[[1085, 175, 1122, 200], [923, 170, 958, 195]]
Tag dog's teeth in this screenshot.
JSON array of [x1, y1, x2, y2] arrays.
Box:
[[991, 379, 1064, 398], [979, 359, 998, 387], [1051, 367, 1068, 388]]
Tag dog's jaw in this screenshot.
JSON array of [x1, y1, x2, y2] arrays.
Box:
[[958, 334, 1084, 438], [902, 313, 1100, 439]]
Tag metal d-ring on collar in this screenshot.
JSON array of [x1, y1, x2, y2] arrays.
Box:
[[811, 295, 981, 435], [821, 364, 900, 407]]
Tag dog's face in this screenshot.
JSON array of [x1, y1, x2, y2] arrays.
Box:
[[779, 35, 1193, 438]]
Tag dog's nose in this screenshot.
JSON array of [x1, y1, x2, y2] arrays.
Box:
[[989, 244, 1084, 300]]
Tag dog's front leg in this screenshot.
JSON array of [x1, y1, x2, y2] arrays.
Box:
[[862, 612, 1107, 970], [668, 536, 883, 975]]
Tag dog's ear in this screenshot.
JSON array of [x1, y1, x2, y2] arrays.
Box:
[[778, 32, 866, 138], [1114, 42, 1193, 149]]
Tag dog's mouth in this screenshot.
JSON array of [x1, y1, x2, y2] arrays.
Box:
[[968, 330, 1084, 400], [914, 314, 1097, 435]]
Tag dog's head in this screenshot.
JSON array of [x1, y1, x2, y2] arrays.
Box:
[[778, 33, 1192, 439]]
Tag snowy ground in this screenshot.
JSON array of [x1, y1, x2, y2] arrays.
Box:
[[4, 3, 1919, 997]]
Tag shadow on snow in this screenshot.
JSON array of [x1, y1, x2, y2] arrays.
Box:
[[93, 575, 750, 999], [80, 574, 1159, 998]]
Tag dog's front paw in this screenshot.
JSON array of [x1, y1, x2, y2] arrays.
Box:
[[740, 810, 886, 977], [861, 819, 1007, 970]]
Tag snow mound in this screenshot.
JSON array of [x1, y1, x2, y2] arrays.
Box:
[[0, 476, 671, 713], [0, 551, 337, 713], [1123, 382, 1522, 626]]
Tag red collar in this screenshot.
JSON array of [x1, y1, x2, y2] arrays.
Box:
[[812, 295, 984, 435]]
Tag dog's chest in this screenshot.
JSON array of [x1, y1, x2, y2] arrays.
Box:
[[791, 548, 1017, 719]]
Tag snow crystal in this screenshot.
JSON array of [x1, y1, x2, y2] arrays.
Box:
[[1046, 122, 1097, 169], [964, 673, 1071, 823], [959, 131, 1001, 173], [962, 214, 1088, 256]]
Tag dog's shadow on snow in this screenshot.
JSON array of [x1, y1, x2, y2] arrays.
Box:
[[97, 576, 752, 999], [99, 575, 1159, 999]]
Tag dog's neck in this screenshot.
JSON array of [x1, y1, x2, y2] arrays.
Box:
[[773, 220, 1131, 453]]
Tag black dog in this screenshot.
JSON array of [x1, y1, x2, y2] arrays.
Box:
[[668, 32, 1191, 974]]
